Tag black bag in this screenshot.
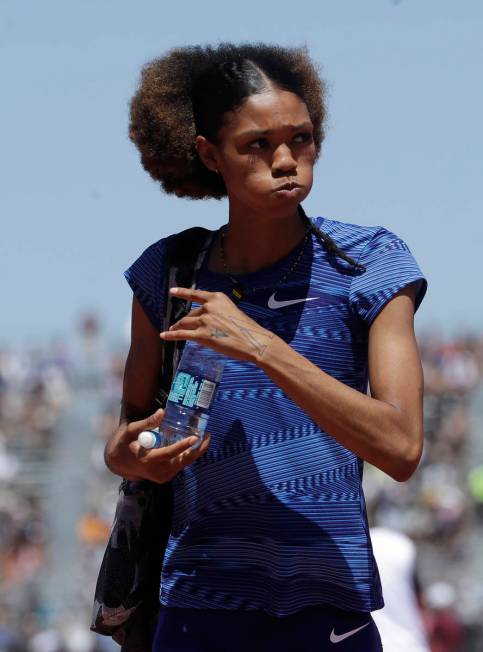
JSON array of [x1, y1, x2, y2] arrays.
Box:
[[90, 227, 214, 651]]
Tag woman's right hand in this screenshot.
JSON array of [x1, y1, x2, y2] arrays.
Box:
[[104, 408, 211, 484]]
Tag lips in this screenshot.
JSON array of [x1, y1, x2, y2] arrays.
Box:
[[273, 182, 301, 192]]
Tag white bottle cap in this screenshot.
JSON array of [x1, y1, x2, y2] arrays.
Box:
[[138, 431, 157, 449]]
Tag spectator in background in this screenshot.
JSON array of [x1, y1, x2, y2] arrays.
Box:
[[370, 526, 431, 652]]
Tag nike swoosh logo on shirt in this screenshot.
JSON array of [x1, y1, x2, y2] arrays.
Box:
[[267, 293, 319, 310], [329, 622, 371, 643]]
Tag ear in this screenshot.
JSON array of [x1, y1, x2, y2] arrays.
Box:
[[195, 135, 220, 174]]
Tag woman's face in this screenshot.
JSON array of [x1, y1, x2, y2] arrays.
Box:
[[197, 87, 316, 218]]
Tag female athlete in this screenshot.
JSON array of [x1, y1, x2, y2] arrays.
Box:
[[104, 42, 428, 651]]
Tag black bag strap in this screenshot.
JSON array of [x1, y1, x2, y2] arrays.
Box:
[[136, 226, 215, 646], [152, 225, 216, 412], [145, 223, 216, 598]]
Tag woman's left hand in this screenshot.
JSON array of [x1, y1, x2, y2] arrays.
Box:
[[160, 287, 277, 364]]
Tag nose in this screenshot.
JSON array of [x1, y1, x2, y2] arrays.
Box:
[[272, 143, 297, 175]]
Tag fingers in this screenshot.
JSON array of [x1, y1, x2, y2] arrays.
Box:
[[113, 409, 211, 484], [160, 329, 199, 342], [185, 306, 204, 318], [162, 435, 200, 458], [124, 408, 165, 442], [145, 433, 211, 484], [169, 433, 211, 474], [132, 433, 197, 463], [168, 316, 202, 332], [170, 287, 212, 303]]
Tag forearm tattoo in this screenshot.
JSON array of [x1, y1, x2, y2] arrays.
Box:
[[229, 317, 274, 358]]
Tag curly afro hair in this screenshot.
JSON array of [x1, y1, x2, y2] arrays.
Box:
[[128, 42, 327, 200]]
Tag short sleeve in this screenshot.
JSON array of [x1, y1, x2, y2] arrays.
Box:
[[349, 228, 428, 326], [123, 239, 167, 332]]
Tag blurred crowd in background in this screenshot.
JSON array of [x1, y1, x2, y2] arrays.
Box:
[[1, 313, 483, 652]]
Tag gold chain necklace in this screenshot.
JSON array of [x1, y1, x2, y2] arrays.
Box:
[[219, 221, 310, 304]]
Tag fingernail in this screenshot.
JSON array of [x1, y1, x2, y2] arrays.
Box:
[[170, 287, 179, 294]]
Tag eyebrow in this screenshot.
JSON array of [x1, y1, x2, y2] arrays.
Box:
[[238, 122, 313, 139]]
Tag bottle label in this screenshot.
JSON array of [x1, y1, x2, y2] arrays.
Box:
[[168, 371, 217, 410]]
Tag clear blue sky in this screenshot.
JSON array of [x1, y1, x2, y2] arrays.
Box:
[[1, 0, 482, 348]]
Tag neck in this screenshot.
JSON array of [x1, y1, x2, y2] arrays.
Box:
[[213, 203, 307, 275]]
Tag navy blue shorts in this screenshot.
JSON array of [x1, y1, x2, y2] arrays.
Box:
[[152, 604, 383, 651]]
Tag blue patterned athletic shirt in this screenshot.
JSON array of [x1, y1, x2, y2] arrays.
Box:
[[123, 215, 427, 617]]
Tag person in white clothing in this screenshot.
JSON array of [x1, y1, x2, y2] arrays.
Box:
[[370, 526, 430, 652]]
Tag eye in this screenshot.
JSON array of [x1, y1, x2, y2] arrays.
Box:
[[248, 138, 269, 150], [293, 132, 313, 144]]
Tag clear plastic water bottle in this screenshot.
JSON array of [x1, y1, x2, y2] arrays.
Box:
[[137, 341, 226, 450]]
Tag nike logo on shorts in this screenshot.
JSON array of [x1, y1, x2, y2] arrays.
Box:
[[329, 622, 371, 643], [268, 293, 318, 310]]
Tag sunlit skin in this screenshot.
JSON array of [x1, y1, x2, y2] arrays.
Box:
[[196, 85, 316, 274]]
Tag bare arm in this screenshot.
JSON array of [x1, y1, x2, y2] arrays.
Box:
[[104, 295, 210, 483], [256, 284, 424, 481], [117, 294, 165, 426], [162, 283, 424, 482]]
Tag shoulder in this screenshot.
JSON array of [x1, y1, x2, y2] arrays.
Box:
[[163, 225, 215, 266], [307, 214, 427, 325], [128, 225, 215, 268], [133, 234, 168, 262], [310, 215, 418, 264], [123, 226, 214, 332], [311, 215, 385, 258]]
